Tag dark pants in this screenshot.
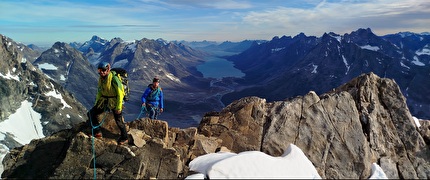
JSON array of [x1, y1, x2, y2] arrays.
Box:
[[146, 104, 159, 119], [88, 106, 128, 140]]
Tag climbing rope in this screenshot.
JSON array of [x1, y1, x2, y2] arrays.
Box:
[[88, 107, 109, 180], [136, 105, 148, 119]]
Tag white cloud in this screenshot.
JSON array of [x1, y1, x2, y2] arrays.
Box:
[[241, 0, 430, 37]]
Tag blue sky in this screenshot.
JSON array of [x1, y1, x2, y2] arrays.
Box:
[[0, 0, 429, 46]]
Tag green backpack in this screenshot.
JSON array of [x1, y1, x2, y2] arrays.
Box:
[[111, 68, 130, 101]]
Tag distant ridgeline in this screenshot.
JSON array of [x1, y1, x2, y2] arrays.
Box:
[[223, 28, 430, 120]]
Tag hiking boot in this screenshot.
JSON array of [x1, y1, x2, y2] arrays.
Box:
[[117, 138, 128, 145], [94, 132, 103, 139]]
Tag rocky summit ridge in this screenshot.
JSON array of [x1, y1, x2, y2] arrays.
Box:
[[2, 73, 430, 179]]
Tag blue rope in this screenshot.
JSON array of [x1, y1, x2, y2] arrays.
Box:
[[136, 105, 148, 119], [88, 107, 109, 180]]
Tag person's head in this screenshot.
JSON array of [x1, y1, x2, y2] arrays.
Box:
[[152, 77, 160, 87], [97, 62, 110, 77]]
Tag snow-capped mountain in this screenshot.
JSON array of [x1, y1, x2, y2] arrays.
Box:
[[0, 35, 88, 174], [76, 36, 209, 89], [53, 36, 218, 127], [33, 42, 99, 108], [223, 28, 430, 119]]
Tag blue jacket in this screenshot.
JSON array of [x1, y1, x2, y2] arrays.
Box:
[[141, 84, 164, 109]]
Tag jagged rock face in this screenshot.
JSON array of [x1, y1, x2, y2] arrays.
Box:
[[2, 73, 429, 179], [200, 73, 430, 179], [0, 35, 88, 146], [0, 36, 27, 120], [1, 118, 195, 179], [33, 42, 98, 108]]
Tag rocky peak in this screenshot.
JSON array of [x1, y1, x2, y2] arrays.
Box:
[[78, 35, 109, 53], [0, 35, 88, 150], [90, 35, 105, 42], [343, 28, 394, 52], [33, 41, 98, 109], [2, 72, 429, 179]]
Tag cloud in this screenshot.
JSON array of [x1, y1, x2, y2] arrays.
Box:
[[241, 0, 430, 36], [151, 0, 253, 9], [1, 0, 429, 44], [0, 1, 159, 26]]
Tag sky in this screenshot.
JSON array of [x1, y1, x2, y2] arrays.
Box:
[[0, 0, 429, 47]]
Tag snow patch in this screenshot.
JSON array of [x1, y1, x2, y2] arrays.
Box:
[[360, 45, 380, 51], [271, 47, 285, 53], [369, 163, 388, 179], [0, 70, 20, 81], [38, 63, 58, 70], [188, 144, 321, 179], [413, 117, 421, 128], [311, 64, 318, 74], [60, 75, 66, 81], [0, 100, 44, 145], [166, 73, 181, 82], [342, 55, 350, 75], [416, 45, 430, 55], [187, 144, 388, 179], [400, 61, 410, 69], [411, 56, 425, 66], [45, 89, 72, 109]]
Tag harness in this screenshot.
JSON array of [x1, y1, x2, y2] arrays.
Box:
[[146, 87, 160, 102]]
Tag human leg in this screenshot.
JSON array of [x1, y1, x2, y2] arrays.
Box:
[[88, 106, 105, 135], [152, 107, 159, 119], [113, 111, 128, 142], [147, 104, 156, 119]]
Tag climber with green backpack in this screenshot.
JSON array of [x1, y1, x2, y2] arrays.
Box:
[[87, 62, 128, 145]]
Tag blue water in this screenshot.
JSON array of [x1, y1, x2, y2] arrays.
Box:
[[197, 56, 244, 79]]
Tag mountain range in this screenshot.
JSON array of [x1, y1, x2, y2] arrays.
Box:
[[222, 28, 430, 120], [4, 27, 430, 127]]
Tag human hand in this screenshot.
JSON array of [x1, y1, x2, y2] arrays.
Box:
[[114, 110, 121, 114], [160, 108, 163, 113]]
